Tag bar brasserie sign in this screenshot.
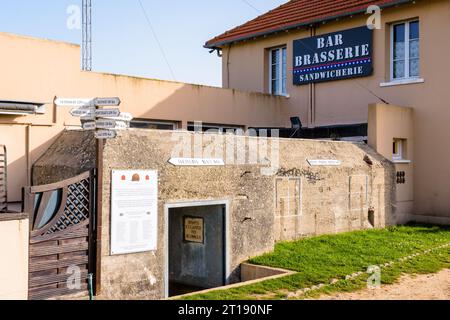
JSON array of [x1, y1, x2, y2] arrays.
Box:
[[293, 26, 373, 85]]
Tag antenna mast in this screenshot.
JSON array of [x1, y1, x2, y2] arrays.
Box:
[[82, 0, 92, 71]]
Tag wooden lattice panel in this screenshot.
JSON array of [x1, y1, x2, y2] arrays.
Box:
[[24, 171, 95, 300]]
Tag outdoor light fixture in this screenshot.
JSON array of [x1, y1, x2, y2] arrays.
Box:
[[290, 117, 303, 129]]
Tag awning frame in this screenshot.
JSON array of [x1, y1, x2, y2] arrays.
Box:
[[0, 101, 46, 115]]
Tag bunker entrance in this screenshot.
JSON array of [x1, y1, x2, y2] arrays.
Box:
[[168, 204, 226, 297]]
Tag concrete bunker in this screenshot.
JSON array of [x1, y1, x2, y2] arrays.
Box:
[[32, 129, 396, 300], [165, 201, 229, 297]]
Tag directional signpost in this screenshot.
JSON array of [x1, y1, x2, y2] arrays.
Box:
[[95, 130, 117, 140], [82, 121, 96, 131], [55, 98, 93, 108], [57, 96, 130, 239], [55, 96, 132, 140], [114, 121, 129, 130], [94, 97, 121, 107], [95, 119, 117, 130], [101, 112, 133, 122], [71, 108, 94, 117], [95, 108, 121, 118]]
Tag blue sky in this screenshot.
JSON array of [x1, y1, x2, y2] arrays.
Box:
[[0, 0, 287, 87]]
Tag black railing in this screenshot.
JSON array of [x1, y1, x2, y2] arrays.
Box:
[[250, 123, 368, 140]]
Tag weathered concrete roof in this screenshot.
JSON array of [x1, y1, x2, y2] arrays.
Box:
[[33, 130, 96, 185]]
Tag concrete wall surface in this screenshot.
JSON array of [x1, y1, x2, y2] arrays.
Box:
[[96, 129, 395, 299], [0, 214, 29, 300], [240, 263, 290, 282]]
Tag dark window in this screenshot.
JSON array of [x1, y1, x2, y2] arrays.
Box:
[[130, 119, 178, 130]]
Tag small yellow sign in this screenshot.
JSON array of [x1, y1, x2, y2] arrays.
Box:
[[184, 217, 204, 243]]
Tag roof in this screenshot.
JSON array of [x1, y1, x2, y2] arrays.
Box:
[[205, 0, 415, 48]]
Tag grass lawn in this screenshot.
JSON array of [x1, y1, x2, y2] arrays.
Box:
[[182, 224, 450, 300]]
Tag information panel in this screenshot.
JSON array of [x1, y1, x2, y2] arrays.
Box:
[[184, 217, 204, 244], [111, 170, 158, 255]]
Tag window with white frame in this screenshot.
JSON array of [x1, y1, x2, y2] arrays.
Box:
[[391, 20, 420, 80], [269, 47, 287, 96]]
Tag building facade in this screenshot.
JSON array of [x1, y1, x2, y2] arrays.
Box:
[[206, 0, 450, 223], [0, 32, 291, 203], [0, 0, 449, 300]]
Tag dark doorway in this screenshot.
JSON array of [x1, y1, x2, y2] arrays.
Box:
[[168, 204, 226, 297]]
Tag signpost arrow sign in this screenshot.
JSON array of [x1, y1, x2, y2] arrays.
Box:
[[114, 121, 129, 130], [80, 111, 95, 121], [94, 97, 121, 107], [95, 130, 117, 140], [98, 112, 133, 122], [70, 108, 94, 117], [96, 119, 117, 130], [82, 121, 96, 131], [55, 98, 93, 107], [95, 108, 121, 118]]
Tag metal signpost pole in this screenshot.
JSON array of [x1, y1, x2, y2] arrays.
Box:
[[95, 100, 103, 296], [55, 96, 130, 298]]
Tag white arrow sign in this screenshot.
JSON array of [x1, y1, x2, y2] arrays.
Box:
[[96, 119, 117, 129], [95, 130, 117, 140], [70, 108, 95, 117], [82, 121, 96, 131], [307, 159, 342, 166], [98, 112, 133, 122], [95, 108, 121, 118], [169, 158, 225, 166], [114, 121, 129, 130], [55, 98, 93, 107], [94, 97, 121, 107]]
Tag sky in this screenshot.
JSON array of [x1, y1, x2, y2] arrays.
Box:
[[0, 0, 287, 87]]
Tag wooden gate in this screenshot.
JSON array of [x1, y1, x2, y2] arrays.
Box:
[[24, 171, 96, 300]]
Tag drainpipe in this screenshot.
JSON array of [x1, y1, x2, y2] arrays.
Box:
[[26, 125, 31, 186], [226, 44, 232, 89]]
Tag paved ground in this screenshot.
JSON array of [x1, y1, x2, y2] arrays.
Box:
[[316, 269, 450, 300]]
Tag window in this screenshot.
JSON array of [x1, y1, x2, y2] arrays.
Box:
[[269, 47, 287, 96], [391, 20, 420, 81], [393, 138, 406, 161], [187, 122, 244, 134], [130, 119, 178, 130]]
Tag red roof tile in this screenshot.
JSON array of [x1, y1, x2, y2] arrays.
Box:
[[205, 0, 415, 48]]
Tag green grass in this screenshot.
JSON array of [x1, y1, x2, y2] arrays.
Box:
[[181, 224, 450, 300]]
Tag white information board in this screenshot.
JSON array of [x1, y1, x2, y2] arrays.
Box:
[[111, 170, 158, 255], [168, 158, 225, 166], [307, 159, 342, 166]]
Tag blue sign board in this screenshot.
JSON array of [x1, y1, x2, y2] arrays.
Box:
[[293, 26, 373, 85]]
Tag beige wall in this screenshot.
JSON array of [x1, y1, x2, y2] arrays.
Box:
[[368, 103, 414, 223], [0, 216, 29, 300], [0, 32, 290, 202], [222, 0, 450, 219]]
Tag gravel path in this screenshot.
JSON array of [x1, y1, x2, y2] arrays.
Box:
[[316, 269, 450, 300]]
